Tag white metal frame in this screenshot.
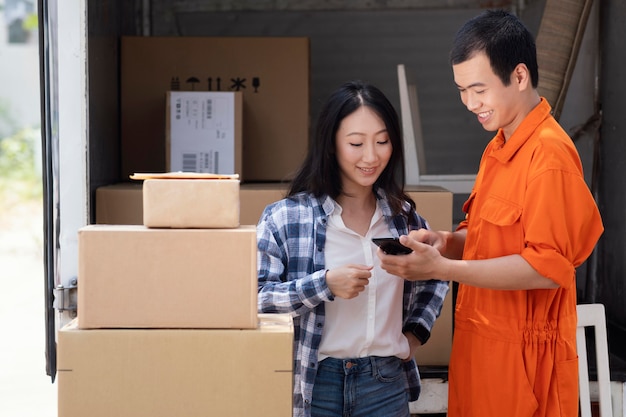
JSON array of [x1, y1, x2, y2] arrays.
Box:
[[577, 303, 614, 417], [397, 64, 476, 194], [409, 304, 621, 416], [56, 0, 89, 328]]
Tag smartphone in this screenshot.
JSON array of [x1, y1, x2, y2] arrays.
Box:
[[372, 237, 413, 255]]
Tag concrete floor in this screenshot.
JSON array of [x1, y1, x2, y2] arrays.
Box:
[[0, 198, 57, 416]]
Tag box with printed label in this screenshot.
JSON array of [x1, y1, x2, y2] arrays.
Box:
[[58, 314, 293, 417], [166, 91, 242, 176], [121, 36, 309, 182], [77, 224, 257, 329]]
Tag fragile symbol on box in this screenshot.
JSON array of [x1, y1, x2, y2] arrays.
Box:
[[169, 75, 261, 93]]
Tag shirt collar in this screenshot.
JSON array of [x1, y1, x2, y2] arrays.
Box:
[[490, 97, 552, 163]]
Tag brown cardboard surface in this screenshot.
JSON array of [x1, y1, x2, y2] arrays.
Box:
[[95, 181, 290, 226], [240, 182, 289, 225], [95, 182, 143, 225], [143, 179, 240, 228], [121, 37, 309, 182], [58, 314, 293, 417], [406, 185, 454, 366], [90, 183, 454, 364], [165, 91, 243, 176], [77, 225, 257, 329]]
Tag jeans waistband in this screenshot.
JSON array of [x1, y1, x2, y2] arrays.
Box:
[[318, 356, 401, 375]]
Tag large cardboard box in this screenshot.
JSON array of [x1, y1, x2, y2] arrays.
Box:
[[58, 314, 293, 417], [121, 37, 310, 182], [406, 185, 454, 366], [240, 182, 289, 225], [95, 181, 289, 226], [95, 183, 143, 225], [143, 178, 240, 228], [77, 225, 257, 329], [166, 91, 242, 176]]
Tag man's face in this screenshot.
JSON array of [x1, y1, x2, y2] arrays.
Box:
[[452, 51, 526, 140]]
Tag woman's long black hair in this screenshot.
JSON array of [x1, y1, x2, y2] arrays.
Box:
[[288, 80, 415, 216]]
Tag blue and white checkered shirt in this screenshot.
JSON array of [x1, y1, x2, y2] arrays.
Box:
[[257, 190, 449, 417]]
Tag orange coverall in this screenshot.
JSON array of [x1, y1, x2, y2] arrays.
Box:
[[448, 98, 604, 417]]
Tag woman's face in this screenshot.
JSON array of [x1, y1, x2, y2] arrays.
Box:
[[335, 105, 392, 194]]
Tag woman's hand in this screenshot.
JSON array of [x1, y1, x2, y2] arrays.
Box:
[[325, 265, 373, 299], [402, 331, 423, 361]]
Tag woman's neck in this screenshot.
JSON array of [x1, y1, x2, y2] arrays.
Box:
[[336, 191, 377, 237]]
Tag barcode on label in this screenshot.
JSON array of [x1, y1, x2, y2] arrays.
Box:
[[205, 99, 213, 119], [182, 153, 197, 172]]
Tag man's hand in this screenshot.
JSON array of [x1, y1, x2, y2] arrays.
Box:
[[377, 234, 445, 281]]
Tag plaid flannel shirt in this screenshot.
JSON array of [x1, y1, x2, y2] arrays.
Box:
[[257, 190, 449, 417]]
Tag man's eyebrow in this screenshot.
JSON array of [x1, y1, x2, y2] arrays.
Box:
[[456, 82, 487, 89]]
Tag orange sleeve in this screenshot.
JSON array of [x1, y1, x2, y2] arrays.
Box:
[[521, 168, 603, 288]]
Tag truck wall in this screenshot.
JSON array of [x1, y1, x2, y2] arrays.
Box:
[[85, 0, 625, 365]]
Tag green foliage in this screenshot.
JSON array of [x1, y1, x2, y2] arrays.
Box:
[[0, 98, 18, 138], [0, 126, 42, 204], [23, 13, 38, 31]]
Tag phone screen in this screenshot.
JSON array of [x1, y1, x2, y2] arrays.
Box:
[[372, 237, 413, 255]]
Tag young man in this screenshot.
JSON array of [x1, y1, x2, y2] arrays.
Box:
[[378, 9, 603, 417]]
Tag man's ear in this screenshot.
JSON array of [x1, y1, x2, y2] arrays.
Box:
[[513, 63, 531, 90]]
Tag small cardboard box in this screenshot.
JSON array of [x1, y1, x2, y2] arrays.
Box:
[[58, 314, 293, 417], [166, 91, 242, 176], [143, 178, 240, 228], [77, 225, 257, 329], [121, 37, 309, 182]]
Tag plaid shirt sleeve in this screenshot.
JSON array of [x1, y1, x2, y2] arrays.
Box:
[[257, 197, 334, 317], [399, 209, 450, 342]]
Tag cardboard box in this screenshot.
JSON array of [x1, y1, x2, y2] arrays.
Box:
[[121, 37, 310, 182], [95, 181, 289, 226], [91, 183, 454, 364], [143, 178, 240, 228], [240, 182, 289, 225], [406, 185, 454, 366], [95, 183, 143, 225], [58, 314, 293, 417], [77, 225, 257, 329], [166, 91, 242, 176]]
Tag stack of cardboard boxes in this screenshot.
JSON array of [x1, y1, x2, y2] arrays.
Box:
[[57, 177, 294, 417]]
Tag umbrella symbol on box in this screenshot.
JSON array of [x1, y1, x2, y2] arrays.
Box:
[[186, 76, 200, 90]]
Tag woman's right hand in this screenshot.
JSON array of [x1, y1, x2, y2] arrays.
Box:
[[324, 265, 373, 299]]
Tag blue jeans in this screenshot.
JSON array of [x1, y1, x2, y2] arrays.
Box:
[[311, 356, 410, 417]]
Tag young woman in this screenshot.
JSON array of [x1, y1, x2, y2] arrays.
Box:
[[256, 80, 449, 417]]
